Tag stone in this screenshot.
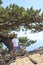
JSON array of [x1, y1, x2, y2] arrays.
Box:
[[4, 54, 11, 63]]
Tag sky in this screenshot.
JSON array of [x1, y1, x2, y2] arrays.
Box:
[[2, 0, 43, 12], [2, 0, 43, 51]]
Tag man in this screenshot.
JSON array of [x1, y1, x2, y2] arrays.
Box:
[[11, 34, 24, 59]]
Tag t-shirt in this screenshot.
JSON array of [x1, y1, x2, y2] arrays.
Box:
[[11, 38, 19, 47]]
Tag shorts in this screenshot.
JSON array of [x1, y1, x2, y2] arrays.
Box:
[[14, 46, 20, 51]]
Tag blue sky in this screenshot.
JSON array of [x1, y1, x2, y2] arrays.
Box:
[[2, 0, 43, 11]]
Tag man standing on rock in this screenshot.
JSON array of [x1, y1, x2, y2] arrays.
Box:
[[11, 33, 24, 59]]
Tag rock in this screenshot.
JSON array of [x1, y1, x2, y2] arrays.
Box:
[[0, 59, 5, 65], [15, 49, 25, 56], [4, 54, 11, 63], [1, 49, 8, 55], [29, 57, 37, 64], [0, 54, 5, 65], [0, 46, 43, 65]]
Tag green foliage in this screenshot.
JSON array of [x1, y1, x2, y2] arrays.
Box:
[[0, 3, 43, 32], [19, 37, 36, 49], [19, 37, 28, 43], [0, 0, 2, 6]]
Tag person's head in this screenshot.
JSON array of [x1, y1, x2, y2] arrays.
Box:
[[14, 34, 17, 38]]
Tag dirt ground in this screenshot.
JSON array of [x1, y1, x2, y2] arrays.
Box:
[[10, 53, 43, 65]]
